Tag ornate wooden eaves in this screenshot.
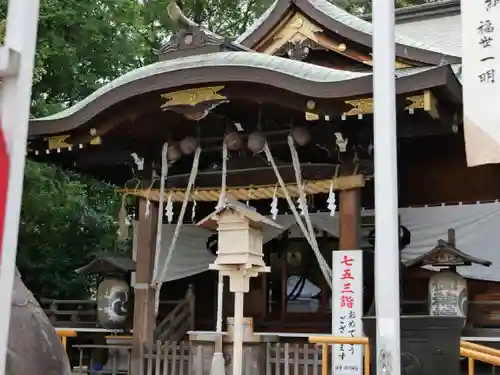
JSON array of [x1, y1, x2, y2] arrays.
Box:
[[342, 90, 439, 119], [259, 12, 351, 60], [116, 175, 365, 203], [257, 11, 415, 68]]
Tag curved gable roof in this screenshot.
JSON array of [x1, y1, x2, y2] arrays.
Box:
[[29, 51, 459, 137], [236, 0, 461, 65]]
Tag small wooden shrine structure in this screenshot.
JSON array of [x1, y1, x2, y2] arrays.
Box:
[[26, 0, 500, 370]]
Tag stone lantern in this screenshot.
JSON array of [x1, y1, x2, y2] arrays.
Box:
[[198, 199, 282, 375], [405, 228, 491, 320], [199, 199, 280, 268], [75, 255, 135, 330]]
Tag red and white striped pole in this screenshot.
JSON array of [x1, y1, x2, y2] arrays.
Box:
[[0, 1, 40, 374]]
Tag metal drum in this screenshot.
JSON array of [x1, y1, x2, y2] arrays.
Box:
[[97, 277, 130, 329]]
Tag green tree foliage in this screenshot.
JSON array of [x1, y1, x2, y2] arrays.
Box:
[[146, 0, 272, 38], [17, 161, 123, 299], [0, 0, 152, 117]]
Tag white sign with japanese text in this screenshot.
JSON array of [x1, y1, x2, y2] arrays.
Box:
[[332, 250, 363, 375], [461, 0, 500, 166]]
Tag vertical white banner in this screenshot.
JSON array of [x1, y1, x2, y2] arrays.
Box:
[[332, 250, 363, 375], [461, 0, 500, 166]]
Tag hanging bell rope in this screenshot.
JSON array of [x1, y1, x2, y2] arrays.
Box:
[[264, 141, 332, 288], [213, 139, 228, 371], [152, 142, 169, 283], [214, 139, 228, 335], [217, 138, 228, 209], [263, 142, 312, 244], [287, 135, 333, 286], [158, 147, 202, 284], [152, 142, 170, 315]]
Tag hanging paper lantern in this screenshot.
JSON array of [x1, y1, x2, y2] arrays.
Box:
[[247, 132, 266, 154], [179, 136, 198, 155], [97, 277, 130, 329], [291, 126, 311, 146], [167, 144, 182, 162], [225, 132, 243, 151]]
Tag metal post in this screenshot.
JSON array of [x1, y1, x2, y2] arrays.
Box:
[[372, 0, 401, 373], [0, 1, 40, 375], [233, 291, 244, 375]]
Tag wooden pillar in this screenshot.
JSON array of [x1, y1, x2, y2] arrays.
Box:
[[339, 188, 361, 250], [131, 198, 158, 374]]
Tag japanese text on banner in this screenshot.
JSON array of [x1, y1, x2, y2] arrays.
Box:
[[332, 251, 363, 375], [461, 0, 500, 166]]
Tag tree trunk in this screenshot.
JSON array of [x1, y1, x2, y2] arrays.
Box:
[[7, 268, 71, 375]]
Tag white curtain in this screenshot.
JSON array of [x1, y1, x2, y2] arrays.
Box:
[[134, 202, 500, 283], [399, 202, 500, 281]]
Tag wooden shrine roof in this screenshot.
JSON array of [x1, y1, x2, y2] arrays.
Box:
[[28, 53, 460, 138], [235, 0, 461, 65]]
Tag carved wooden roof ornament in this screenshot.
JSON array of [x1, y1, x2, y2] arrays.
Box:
[[404, 228, 492, 268], [157, 2, 248, 60]]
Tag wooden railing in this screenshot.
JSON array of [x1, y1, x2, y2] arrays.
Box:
[[41, 299, 98, 327], [154, 286, 195, 342], [41, 296, 187, 328], [308, 336, 500, 375], [55, 329, 77, 349], [460, 340, 500, 375], [65, 337, 500, 375], [309, 336, 370, 375]]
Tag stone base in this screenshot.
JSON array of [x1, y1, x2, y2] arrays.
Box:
[[189, 332, 278, 375], [363, 316, 464, 375]]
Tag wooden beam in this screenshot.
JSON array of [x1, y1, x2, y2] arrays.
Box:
[[131, 198, 158, 374], [339, 188, 361, 250]]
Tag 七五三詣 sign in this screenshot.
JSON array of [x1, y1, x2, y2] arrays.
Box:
[[332, 250, 363, 375]]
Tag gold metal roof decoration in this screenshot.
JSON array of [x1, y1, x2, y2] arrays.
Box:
[[160, 86, 227, 109], [405, 90, 439, 119], [341, 90, 439, 120]]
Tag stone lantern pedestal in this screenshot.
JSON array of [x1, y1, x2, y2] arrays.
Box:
[[198, 199, 281, 375]]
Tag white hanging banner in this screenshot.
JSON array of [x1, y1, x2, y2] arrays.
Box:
[[461, 0, 500, 166], [332, 250, 363, 375]]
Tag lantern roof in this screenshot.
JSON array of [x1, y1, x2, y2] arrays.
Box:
[[75, 256, 136, 274], [197, 198, 283, 231], [404, 228, 492, 268]]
